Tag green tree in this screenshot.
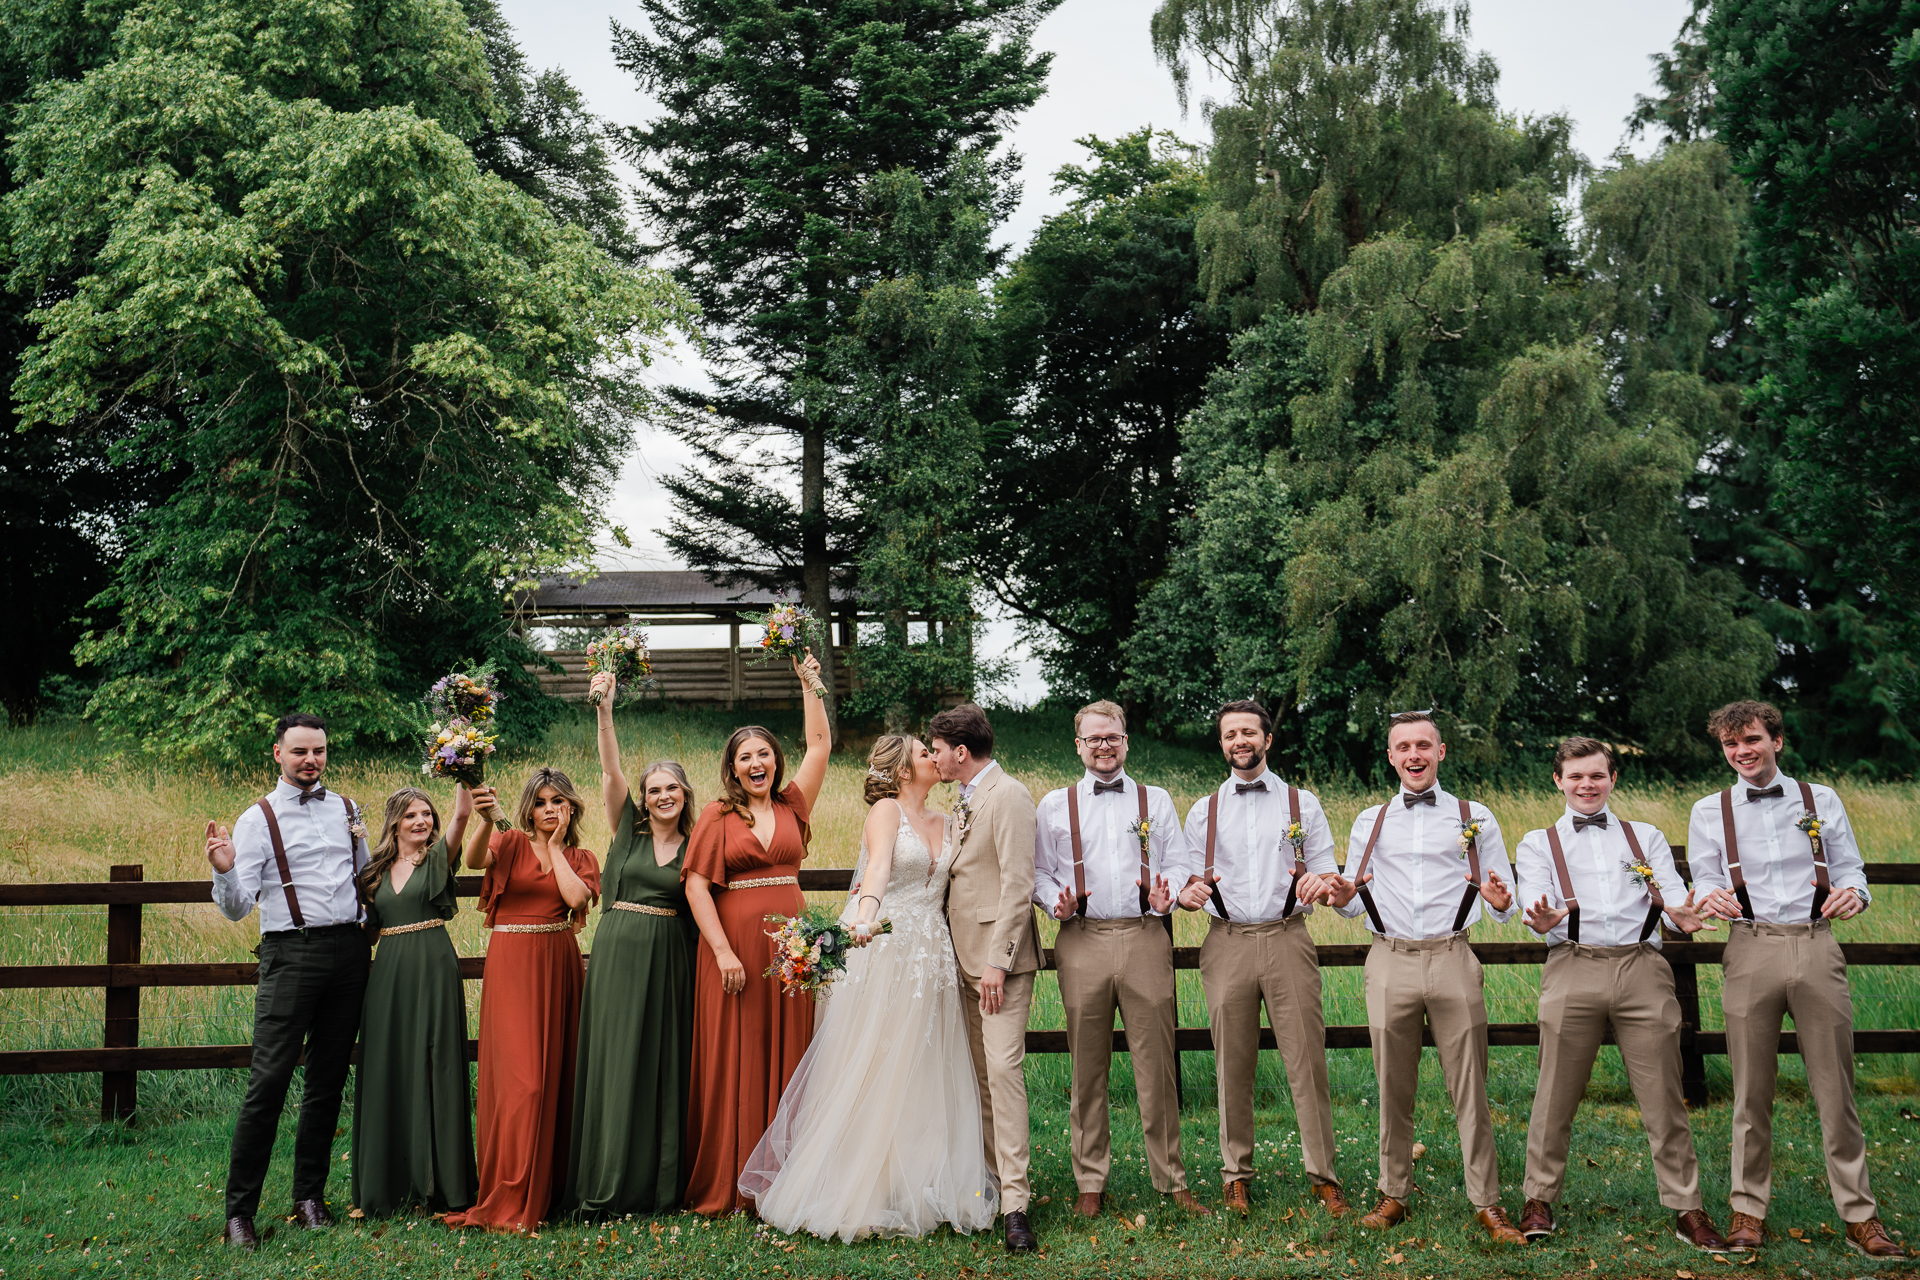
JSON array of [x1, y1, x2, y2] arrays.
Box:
[[830, 162, 1003, 729], [4, 0, 692, 762], [1150, 0, 1577, 322], [976, 130, 1229, 702], [616, 0, 1060, 735], [1706, 0, 1920, 618]]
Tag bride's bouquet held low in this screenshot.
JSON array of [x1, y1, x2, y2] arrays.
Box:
[[421, 663, 511, 831], [763, 909, 891, 997]]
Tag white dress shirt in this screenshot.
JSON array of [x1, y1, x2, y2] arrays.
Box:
[[1034, 772, 1186, 919], [1686, 773, 1869, 922], [1515, 807, 1686, 949], [1171, 770, 1338, 922], [212, 778, 369, 932], [1336, 784, 1514, 937], [959, 759, 1000, 804]]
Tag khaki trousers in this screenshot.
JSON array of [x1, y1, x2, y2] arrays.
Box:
[[1056, 916, 1186, 1193], [1523, 942, 1701, 1210], [1366, 933, 1500, 1208], [959, 965, 1036, 1214], [1722, 920, 1875, 1221], [1199, 915, 1339, 1187]]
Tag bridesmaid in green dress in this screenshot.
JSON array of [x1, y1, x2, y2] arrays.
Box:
[[352, 784, 479, 1216], [565, 669, 697, 1218]]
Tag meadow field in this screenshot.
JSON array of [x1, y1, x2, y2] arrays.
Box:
[[3, 705, 1920, 1278]]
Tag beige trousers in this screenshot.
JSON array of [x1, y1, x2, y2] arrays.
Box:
[[1055, 916, 1186, 1193], [1366, 933, 1500, 1208], [1523, 942, 1701, 1210], [1199, 915, 1339, 1187], [1722, 920, 1875, 1221], [958, 964, 1036, 1214]]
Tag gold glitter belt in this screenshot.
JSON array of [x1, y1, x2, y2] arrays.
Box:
[[729, 875, 798, 890], [492, 921, 571, 934], [378, 918, 447, 937], [611, 901, 679, 917]]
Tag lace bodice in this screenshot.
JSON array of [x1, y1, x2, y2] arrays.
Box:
[[835, 806, 957, 1000]]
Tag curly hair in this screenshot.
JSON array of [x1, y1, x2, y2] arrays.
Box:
[[863, 735, 917, 806], [1706, 700, 1783, 744], [360, 788, 448, 904], [719, 726, 786, 825]]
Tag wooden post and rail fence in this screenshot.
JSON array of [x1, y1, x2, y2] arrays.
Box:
[[5, 857, 1919, 1121]]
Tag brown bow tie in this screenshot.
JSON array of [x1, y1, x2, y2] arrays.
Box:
[[1092, 779, 1125, 795], [1746, 783, 1784, 802], [296, 786, 329, 805], [1572, 812, 1608, 831], [1402, 790, 1436, 808], [1234, 780, 1267, 795]]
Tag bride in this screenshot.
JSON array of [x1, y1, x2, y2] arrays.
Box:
[[738, 735, 999, 1242]]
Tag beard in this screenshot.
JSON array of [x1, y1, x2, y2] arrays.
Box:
[[1228, 747, 1266, 774]]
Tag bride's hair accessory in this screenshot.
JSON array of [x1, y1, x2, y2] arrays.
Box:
[[863, 735, 916, 805]]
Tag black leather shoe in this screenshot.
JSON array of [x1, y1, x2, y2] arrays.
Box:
[[1004, 1209, 1037, 1253], [225, 1216, 260, 1249], [292, 1199, 333, 1229]]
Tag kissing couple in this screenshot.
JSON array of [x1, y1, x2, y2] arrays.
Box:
[[737, 704, 1046, 1252]]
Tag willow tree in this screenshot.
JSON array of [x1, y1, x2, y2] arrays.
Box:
[[6, 0, 692, 761]]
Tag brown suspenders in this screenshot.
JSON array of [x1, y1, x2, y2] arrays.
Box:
[[1066, 780, 1152, 920], [1350, 795, 1483, 936], [1199, 783, 1304, 923], [1719, 781, 1827, 921], [255, 794, 366, 932], [1542, 818, 1667, 945]]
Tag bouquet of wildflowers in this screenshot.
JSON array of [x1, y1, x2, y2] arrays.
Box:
[[748, 600, 827, 696], [422, 664, 509, 831], [583, 625, 651, 707], [763, 909, 891, 998]]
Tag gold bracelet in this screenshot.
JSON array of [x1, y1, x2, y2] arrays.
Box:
[[378, 918, 447, 937], [610, 901, 679, 917], [491, 921, 571, 933], [728, 875, 799, 890]]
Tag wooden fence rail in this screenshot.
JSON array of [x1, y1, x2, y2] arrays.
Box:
[[5, 858, 1918, 1119]]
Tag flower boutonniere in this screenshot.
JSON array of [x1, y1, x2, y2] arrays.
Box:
[[1795, 809, 1824, 857], [954, 792, 975, 842], [1283, 820, 1307, 860], [1456, 817, 1482, 860], [1623, 858, 1657, 891], [1127, 817, 1152, 859]]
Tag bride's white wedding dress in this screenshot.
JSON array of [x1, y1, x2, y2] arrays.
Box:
[[738, 806, 999, 1242]]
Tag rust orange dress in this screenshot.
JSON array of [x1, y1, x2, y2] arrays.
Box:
[[682, 782, 816, 1216], [444, 830, 599, 1232]]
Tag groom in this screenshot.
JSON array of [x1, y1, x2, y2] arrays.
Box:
[[932, 703, 1044, 1254]]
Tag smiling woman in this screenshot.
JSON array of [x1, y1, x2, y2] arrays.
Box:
[[680, 651, 833, 1216]]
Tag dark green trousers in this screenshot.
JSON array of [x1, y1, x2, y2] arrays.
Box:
[[225, 924, 370, 1220]]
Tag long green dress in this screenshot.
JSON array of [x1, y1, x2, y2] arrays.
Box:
[[352, 838, 477, 1215], [565, 795, 695, 1218]]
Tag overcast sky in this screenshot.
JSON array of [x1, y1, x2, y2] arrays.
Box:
[[498, 0, 1693, 700]]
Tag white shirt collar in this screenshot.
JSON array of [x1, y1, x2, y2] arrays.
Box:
[[1221, 768, 1281, 795]]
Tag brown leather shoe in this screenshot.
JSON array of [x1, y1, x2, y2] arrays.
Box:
[[1725, 1211, 1765, 1251], [1476, 1205, 1526, 1245], [1073, 1191, 1104, 1218], [1311, 1183, 1352, 1218], [1674, 1209, 1731, 1252], [224, 1216, 259, 1250], [1847, 1217, 1908, 1260], [1520, 1198, 1555, 1240], [1221, 1179, 1250, 1216], [1167, 1188, 1213, 1216], [1002, 1209, 1037, 1254], [291, 1199, 333, 1229], [1359, 1194, 1407, 1230]]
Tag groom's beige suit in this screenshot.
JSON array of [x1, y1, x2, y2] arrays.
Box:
[[946, 761, 1043, 1214]]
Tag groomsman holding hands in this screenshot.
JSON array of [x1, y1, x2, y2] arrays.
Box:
[[1034, 701, 1210, 1217], [1171, 700, 1350, 1218], [1323, 710, 1525, 1243], [1513, 737, 1729, 1251], [1688, 701, 1903, 1259]]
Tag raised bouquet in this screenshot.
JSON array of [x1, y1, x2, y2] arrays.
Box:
[[747, 600, 828, 697], [763, 909, 891, 997], [422, 664, 510, 831], [583, 625, 651, 707]]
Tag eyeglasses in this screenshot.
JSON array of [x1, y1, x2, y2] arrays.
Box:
[[1077, 734, 1127, 749]]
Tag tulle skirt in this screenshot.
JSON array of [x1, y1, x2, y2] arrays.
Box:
[[738, 927, 1000, 1242]]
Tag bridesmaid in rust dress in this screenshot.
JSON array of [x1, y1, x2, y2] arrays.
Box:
[[445, 770, 600, 1232], [682, 649, 832, 1216]]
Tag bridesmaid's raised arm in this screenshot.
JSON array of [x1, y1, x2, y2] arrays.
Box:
[[591, 671, 630, 833], [791, 649, 832, 811], [464, 786, 501, 869], [444, 784, 474, 869]]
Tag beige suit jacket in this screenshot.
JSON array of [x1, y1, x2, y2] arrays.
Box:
[[946, 763, 1042, 977]]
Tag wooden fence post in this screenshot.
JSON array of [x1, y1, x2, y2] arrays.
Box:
[[102, 864, 142, 1121]]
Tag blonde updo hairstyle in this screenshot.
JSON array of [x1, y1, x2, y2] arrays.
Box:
[[863, 735, 917, 806]]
